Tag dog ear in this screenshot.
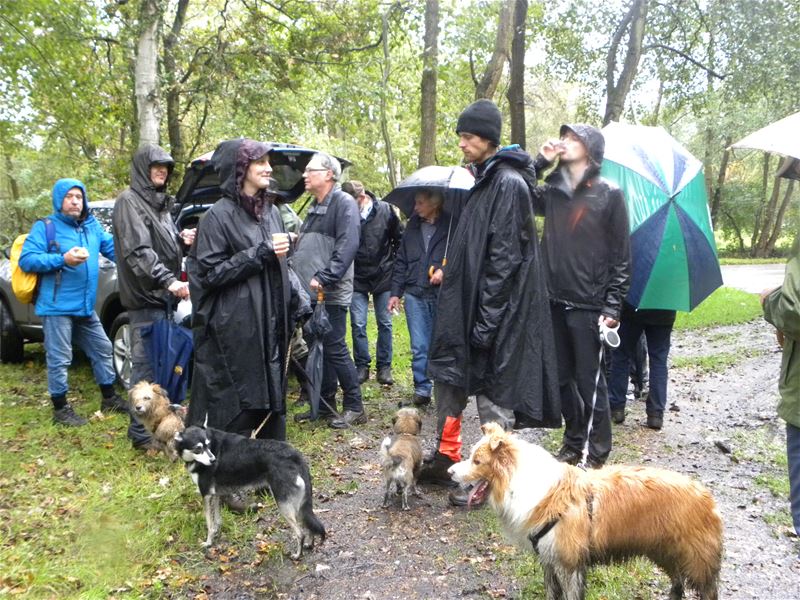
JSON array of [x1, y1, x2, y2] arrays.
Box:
[[489, 436, 505, 451], [415, 414, 423, 433], [153, 383, 169, 400], [391, 415, 397, 426], [481, 422, 503, 436]]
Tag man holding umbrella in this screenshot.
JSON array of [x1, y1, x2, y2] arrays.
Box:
[[420, 99, 561, 507], [536, 125, 630, 469]]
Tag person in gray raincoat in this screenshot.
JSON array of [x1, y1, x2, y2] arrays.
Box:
[[186, 139, 311, 443]]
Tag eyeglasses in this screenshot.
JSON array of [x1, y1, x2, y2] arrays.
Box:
[[303, 168, 329, 174]]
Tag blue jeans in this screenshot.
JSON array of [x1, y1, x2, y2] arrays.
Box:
[[350, 290, 392, 369], [317, 303, 363, 414], [404, 293, 438, 398], [788, 423, 800, 535], [43, 313, 116, 397], [609, 320, 673, 416]]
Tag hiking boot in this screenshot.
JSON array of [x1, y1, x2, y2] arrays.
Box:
[[646, 414, 663, 430], [376, 366, 394, 385], [101, 393, 130, 414], [294, 410, 335, 424], [448, 484, 487, 509], [611, 407, 626, 424], [555, 445, 581, 465], [412, 394, 431, 407], [329, 410, 367, 429], [418, 452, 458, 487], [53, 405, 88, 427], [584, 456, 605, 470], [133, 439, 159, 452], [356, 366, 369, 384]]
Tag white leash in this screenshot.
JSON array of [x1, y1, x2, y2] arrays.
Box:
[[578, 343, 606, 470]]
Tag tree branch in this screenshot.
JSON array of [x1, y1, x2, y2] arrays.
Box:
[[644, 43, 725, 79]]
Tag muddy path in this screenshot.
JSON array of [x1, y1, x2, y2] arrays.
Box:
[[189, 319, 799, 599]]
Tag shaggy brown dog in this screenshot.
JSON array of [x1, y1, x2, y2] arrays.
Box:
[[129, 382, 185, 460], [380, 407, 423, 510], [450, 423, 723, 600]]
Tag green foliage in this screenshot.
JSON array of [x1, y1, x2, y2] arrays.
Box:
[[673, 286, 763, 330]]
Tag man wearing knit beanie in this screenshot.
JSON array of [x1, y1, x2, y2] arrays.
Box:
[[419, 99, 561, 507]]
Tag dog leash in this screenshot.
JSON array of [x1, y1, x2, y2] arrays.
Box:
[[578, 342, 605, 470]]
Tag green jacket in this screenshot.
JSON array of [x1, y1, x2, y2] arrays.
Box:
[[763, 235, 800, 428]]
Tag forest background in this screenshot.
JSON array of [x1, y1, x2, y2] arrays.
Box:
[[1, 0, 798, 256]]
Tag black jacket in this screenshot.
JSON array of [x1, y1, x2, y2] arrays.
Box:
[[391, 212, 451, 299], [620, 301, 676, 327], [427, 147, 561, 426], [186, 139, 311, 429], [534, 125, 631, 320], [112, 144, 183, 310], [353, 198, 404, 294]]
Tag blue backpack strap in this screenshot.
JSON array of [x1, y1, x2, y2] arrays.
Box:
[[41, 218, 60, 254]]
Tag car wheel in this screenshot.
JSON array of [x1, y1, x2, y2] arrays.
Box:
[[110, 312, 132, 389], [0, 298, 24, 363]]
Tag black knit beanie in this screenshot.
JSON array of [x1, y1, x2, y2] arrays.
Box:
[[456, 99, 502, 146]]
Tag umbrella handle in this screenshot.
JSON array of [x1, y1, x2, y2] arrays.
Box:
[[428, 258, 447, 279], [317, 289, 325, 303]]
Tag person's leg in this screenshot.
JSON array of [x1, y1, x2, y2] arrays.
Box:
[[43, 315, 88, 426], [349, 291, 371, 370], [567, 309, 612, 465], [608, 321, 642, 413], [643, 324, 672, 427], [631, 335, 649, 398], [404, 293, 434, 400], [786, 422, 800, 536], [419, 381, 468, 485], [325, 304, 363, 414], [127, 308, 165, 447], [551, 304, 581, 458], [374, 290, 393, 371], [476, 395, 515, 431]]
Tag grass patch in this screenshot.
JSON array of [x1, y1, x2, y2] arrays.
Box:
[[718, 257, 787, 265], [674, 287, 762, 330], [671, 352, 740, 372]]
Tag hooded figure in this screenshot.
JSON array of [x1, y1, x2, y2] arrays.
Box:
[[426, 147, 561, 426], [186, 139, 311, 440]]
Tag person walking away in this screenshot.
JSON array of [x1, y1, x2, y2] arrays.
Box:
[[187, 139, 311, 446], [290, 153, 366, 429], [421, 99, 561, 507], [113, 144, 194, 450], [387, 190, 449, 406], [20, 179, 127, 425], [535, 124, 630, 469], [762, 234, 800, 537], [608, 302, 675, 429], [343, 180, 404, 386]]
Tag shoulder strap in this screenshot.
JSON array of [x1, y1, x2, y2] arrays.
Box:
[[41, 218, 60, 253]]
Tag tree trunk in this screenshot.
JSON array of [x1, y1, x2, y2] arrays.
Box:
[[164, 0, 190, 178], [750, 152, 770, 256], [474, 0, 515, 100], [135, 0, 161, 147], [764, 179, 796, 256], [418, 0, 439, 168], [603, 0, 648, 126], [709, 137, 731, 226], [722, 208, 745, 255], [756, 175, 783, 255], [379, 9, 397, 188], [507, 0, 528, 149]]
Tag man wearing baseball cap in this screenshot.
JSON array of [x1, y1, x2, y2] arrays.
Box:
[[420, 99, 561, 507]]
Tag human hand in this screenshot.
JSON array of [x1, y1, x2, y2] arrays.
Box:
[[387, 296, 401, 313], [310, 277, 321, 292], [776, 329, 785, 347], [64, 246, 89, 266], [180, 228, 196, 246], [600, 315, 618, 328], [168, 280, 190, 299], [540, 139, 565, 163], [760, 286, 778, 306], [430, 268, 444, 286], [272, 233, 290, 258]]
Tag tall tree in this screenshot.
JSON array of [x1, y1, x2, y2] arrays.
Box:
[[379, 7, 397, 188], [418, 0, 439, 167], [603, 0, 648, 125], [507, 0, 528, 148], [163, 0, 190, 172], [473, 0, 515, 100], [135, 0, 161, 146]]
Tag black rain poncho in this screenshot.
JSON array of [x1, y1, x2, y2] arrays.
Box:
[[427, 147, 561, 426], [186, 139, 311, 429]]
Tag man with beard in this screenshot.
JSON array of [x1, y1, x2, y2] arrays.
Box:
[[536, 125, 630, 469], [420, 99, 561, 507], [113, 144, 195, 450]]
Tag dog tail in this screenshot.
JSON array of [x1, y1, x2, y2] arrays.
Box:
[[379, 436, 403, 468], [302, 503, 327, 541]]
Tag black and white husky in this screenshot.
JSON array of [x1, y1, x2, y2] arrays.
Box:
[[175, 426, 326, 559]]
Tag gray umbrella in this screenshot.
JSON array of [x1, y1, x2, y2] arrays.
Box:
[[383, 165, 474, 217]]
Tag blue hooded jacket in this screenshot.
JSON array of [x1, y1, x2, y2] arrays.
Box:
[[19, 178, 116, 317]]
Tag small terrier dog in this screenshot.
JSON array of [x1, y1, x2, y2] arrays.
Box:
[[380, 407, 423, 510], [129, 381, 186, 460]]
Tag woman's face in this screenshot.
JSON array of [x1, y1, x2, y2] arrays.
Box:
[[244, 156, 273, 191], [414, 193, 439, 221]]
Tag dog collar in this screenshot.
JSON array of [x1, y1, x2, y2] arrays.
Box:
[[529, 519, 558, 553]]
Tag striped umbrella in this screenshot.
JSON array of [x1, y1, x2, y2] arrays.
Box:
[[601, 122, 722, 311]]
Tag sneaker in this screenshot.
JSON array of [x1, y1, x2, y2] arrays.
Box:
[[555, 445, 581, 465], [418, 452, 458, 487], [329, 410, 367, 429], [412, 394, 431, 407], [356, 366, 369, 384], [101, 393, 130, 414], [646, 414, 663, 430], [53, 405, 88, 427], [376, 366, 394, 385], [448, 483, 487, 508], [611, 408, 626, 424]]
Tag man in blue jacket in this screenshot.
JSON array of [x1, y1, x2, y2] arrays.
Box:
[[20, 179, 127, 426]]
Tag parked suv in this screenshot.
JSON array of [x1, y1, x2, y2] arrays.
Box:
[[0, 143, 343, 387]]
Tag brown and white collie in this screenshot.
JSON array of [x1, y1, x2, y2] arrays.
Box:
[[449, 423, 723, 600]]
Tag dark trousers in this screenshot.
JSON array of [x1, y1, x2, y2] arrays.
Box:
[[609, 320, 673, 416], [551, 304, 612, 463], [317, 303, 363, 414], [127, 307, 168, 446], [227, 409, 286, 442]]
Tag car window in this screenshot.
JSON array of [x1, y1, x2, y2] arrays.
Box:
[[91, 207, 114, 233]]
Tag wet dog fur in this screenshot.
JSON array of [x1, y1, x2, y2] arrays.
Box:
[[128, 381, 185, 460], [175, 426, 326, 559], [449, 423, 723, 600], [380, 407, 423, 510]]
